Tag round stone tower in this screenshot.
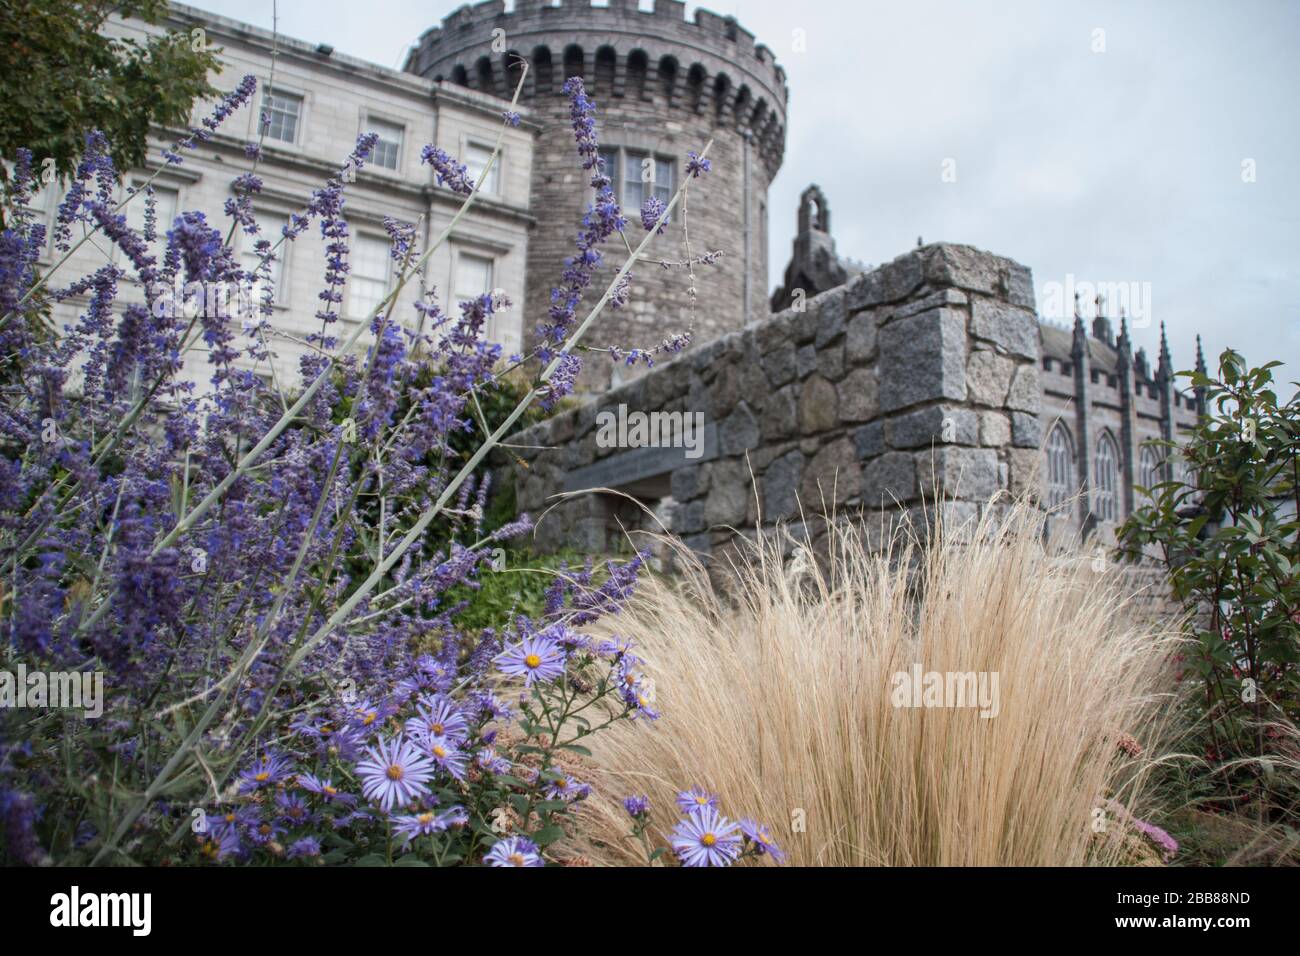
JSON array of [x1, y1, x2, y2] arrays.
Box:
[[405, 0, 787, 390]]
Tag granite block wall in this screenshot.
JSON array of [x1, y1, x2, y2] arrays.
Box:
[[500, 242, 1044, 557]]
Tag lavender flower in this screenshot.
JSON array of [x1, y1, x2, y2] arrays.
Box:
[[421, 146, 475, 195], [686, 150, 712, 178], [640, 196, 667, 233]]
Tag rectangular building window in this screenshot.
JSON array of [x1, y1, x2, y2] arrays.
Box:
[[453, 251, 494, 305], [260, 90, 303, 144], [597, 146, 674, 220], [349, 233, 393, 320], [464, 142, 499, 195], [368, 118, 403, 171]]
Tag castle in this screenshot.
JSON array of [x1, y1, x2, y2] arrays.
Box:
[[405, 0, 788, 391], [49, 1, 1200, 549]]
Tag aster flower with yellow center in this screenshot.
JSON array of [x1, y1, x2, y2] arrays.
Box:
[[493, 634, 565, 687], [392, 805, 466, 846], [675, 787, 719, 813], [355, 735, 437, 812], [740, 818, 787, 863], [483, 835, 544, 867], [424, 737, 470, 782], [671, 806, 741, 868], [404, 695, 470, 745], [236, 751, 292, 794], [295, 773, 357, 806]]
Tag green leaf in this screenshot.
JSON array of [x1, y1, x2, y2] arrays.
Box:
[[531, 825, 565, 847]]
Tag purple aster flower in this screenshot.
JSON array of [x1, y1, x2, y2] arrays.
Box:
[[324, 727, 368, 762], [237, 751, 293, 793], [209, 805, 260, 841], [355, 735, 437, 812], [484, 835, 544, 867], [275, 791, 313, 827], [247, 815, 285, 846], [200, 826, 243, 862], [494, 634, 566, 687], [670, 806, 741, 868], [405, 695, 470, 744], [545, 775, 591, 802], [740, 819, 786, 863], [348, 697, 393, 731], [676, 787, 719, 814], [623, 794, 650, 818], [288, 836, 322, 859], [439, 805, 469, 829], [393, 809, 447, 845], [422, 736, 469, 782], [615, 660, 659, 720], [393, 805, 465, 845], [475, 747, 511, 775]]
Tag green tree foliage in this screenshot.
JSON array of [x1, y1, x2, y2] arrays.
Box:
[[0, 0, 219, 183], [1120, 350, 1299, 762]]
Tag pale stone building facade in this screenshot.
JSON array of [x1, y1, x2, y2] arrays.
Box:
[[37, 2, 536, 392]]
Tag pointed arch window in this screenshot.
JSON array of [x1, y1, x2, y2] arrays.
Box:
[[1138, 444, 1163, 498], [1045, 424, 1076, 511], [1094, 431, 1120, 522]]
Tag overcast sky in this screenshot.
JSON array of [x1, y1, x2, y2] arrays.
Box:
[[198, 0, 1300, 384]]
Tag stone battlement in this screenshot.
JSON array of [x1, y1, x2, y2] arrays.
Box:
[[404, 1, 787, 177]]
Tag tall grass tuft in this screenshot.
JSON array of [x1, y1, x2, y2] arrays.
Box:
[[573, 499, 1182, 866]]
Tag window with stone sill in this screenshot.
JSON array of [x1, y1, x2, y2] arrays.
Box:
[[367, 118, 404, 171], [260, 90, 303, 144], [597, 146, 673, 219], [464, 142, 499, 195], [348, 232, 393, 321]]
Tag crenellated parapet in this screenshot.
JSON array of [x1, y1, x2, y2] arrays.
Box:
[[404, 0, 787, 179]]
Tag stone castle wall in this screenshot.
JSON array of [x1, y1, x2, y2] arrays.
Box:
[[501, 242, 1044, 556]]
